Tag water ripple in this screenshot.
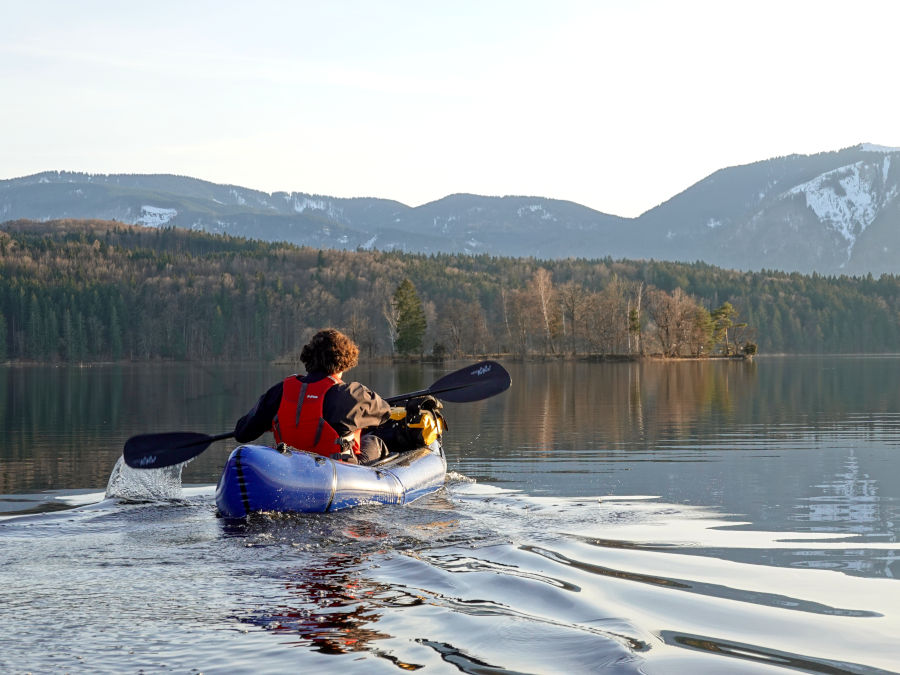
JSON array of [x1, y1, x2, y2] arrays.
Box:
[[522, 544, 879, 617]]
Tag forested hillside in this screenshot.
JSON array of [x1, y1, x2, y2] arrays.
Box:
[[1, 219, 898, 363]]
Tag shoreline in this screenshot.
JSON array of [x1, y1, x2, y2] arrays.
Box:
[[1, 353, 757, 367]]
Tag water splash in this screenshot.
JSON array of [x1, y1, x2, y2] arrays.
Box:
[[105, 455, 185, 502], [446, 470, 476, 484]]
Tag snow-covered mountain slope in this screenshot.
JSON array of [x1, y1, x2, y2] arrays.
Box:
[[787, 157, 895, 264], [633, 144, 900, 274]]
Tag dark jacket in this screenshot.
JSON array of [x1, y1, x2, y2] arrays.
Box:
[[234, 372, 391, 444]]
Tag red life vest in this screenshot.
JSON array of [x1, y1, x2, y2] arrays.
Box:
[[272, 375, 361, 457]]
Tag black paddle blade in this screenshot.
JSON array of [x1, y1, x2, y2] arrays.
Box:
[[430, 360, 511, 403], [123, 432, 217, 469]]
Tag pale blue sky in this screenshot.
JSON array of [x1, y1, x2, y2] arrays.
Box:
[[2, 0, 898, 217]]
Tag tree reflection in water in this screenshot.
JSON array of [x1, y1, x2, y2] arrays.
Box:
[[235, 525, 427, 669]]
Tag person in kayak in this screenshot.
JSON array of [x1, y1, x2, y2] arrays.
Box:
[[233, 328, 391, 464]]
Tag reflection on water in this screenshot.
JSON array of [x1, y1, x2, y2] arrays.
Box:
[[3, 358, 900, 672], [521, 543, 878, 618], [470, 357, 900, 457], [238, 554, 421, 666], [445, 359, 900, 582], [659, 631, 887, 675]]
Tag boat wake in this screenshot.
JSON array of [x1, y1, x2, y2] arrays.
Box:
[[4, 468, 899, 673]]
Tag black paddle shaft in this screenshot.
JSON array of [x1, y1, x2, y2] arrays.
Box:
[[386, 360, 511, 404]]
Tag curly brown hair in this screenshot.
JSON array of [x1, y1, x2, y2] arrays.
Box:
[[300, 329, 359, 375]]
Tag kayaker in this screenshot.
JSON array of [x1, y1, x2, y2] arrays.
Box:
[[233, 328, 391, 464]]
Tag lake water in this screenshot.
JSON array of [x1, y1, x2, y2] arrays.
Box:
[[1, 358, 899, 674]]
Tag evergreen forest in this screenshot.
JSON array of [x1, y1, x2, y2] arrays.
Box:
[[2, 219, 899, 363]]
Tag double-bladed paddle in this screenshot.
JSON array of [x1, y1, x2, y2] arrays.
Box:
[[384, 359, 509, 404], [123, 360, 510, 469]]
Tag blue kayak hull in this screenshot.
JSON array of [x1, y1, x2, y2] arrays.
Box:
[[215, 442, 447, 518]]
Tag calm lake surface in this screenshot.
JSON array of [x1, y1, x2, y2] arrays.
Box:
[[2, 357, 899, 674]]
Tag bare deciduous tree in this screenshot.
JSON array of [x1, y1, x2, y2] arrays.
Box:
[[530, 268, 560, 354], [647, 287, 701, 357]]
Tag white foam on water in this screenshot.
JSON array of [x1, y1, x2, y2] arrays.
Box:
[[445, 470, 476, 484], [55, 490, 107, 506], [105, 455, 186, 502]]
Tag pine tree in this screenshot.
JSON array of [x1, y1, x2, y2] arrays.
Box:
[[73, 310, 87, 362], [711, 301, 736, 355], [0, 311, 7, 362], [63, 308, 74, 361], [393, 278, 427, 355], [211, 305, 226, 357], [27, 293, 44, 360], [109, 303, 123, 360], [45, 305, 59, 361]]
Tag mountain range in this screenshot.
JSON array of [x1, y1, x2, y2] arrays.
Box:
[[2, 143, 898, 276]]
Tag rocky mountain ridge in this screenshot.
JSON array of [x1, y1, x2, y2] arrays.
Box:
[[2, 143, 898, 275]]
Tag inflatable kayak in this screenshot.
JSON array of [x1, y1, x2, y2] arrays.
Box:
[[215, 441, 447, 518]]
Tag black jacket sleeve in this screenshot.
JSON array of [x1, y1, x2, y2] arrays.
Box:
[[234, 381, 283, 443], [323, 382, 392, 436]]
